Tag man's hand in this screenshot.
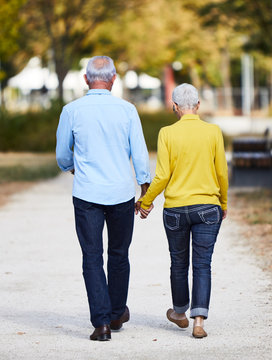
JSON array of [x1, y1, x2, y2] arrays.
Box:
[[135, 182, 150, 215], [139, 204, 154, 219], [222, 210, 227, 220], [135, 200, 142, 215]]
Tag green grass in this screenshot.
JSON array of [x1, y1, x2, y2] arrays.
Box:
[[0, 163, 60, 184], [0, 153, 60, 183]]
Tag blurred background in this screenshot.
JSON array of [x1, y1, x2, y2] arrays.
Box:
[[0, 0, 271, 264]]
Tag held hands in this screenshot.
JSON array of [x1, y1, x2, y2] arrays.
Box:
[[135, 200, 154, 219], [134, 182, 153, 219]]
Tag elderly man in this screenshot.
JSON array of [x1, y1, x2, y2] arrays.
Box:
[[138, 83, 228, 338], [56, 56, 150, 341]]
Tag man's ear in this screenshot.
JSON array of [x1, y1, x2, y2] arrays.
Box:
[[112, 74, 117, 83], [84, 74, 89, 86], [196, 101, 200, 110]]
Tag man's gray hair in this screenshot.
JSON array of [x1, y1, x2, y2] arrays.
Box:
[[172, 83, 199, 110], [86, 56, 116, 83]]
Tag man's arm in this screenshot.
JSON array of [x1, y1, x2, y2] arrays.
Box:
[[129, 106, 151, 186], [56, 108, 74, 172]]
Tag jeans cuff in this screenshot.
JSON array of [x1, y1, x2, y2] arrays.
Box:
[[173, 303, 189, 314], [190, 307, 208, 319]]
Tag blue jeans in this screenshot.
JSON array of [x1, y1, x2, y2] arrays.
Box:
[[73, 196, 134, 328], [163, 204, 222, 319]]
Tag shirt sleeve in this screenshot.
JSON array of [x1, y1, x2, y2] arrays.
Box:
[[129, 106, 151, 185], [141, 128, 171, 209], [215, 126, 228, 210], [56, 108, 74, 172]]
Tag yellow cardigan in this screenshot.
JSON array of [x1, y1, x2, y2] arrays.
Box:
[[141, 114, 228, 210]]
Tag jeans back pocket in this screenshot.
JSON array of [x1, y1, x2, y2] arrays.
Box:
[[163, 210, 180, 230], [198, 207, 220, 225]]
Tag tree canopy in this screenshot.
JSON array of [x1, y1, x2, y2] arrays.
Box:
[[2, 0, 272, 103]]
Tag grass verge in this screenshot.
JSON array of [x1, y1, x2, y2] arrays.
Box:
[[0, 153, 60, 207], [230, 189, 272, 273], [0, 153, 60, 184]]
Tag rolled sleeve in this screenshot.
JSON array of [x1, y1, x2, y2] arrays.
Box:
[[56, 108, 74, 171]]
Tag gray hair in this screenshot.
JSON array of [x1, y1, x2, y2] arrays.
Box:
[[172, 83, 199, 110], [86, 56, 116, 83]]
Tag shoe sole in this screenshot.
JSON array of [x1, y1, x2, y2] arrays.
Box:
[[110, 306, 130, 330], [110, 316, 129, 330], [90, 334, 111, 341], [166, 309, 189, 329], [192, 333, 207, 339], [192, 326, 207, 338]]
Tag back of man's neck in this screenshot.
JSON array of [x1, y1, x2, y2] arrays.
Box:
[[89, 81, 112, 91]]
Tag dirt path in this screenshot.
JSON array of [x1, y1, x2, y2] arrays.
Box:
[[0, 166, 271, 360]]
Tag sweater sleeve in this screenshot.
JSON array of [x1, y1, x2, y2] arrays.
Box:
[[215, 126, 228, 210], [141, 128, 171, 209]]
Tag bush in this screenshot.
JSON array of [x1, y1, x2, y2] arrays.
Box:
[[139, 111, 177, 151], [0, 104, 62, 152], [0, 107, 228, 152]]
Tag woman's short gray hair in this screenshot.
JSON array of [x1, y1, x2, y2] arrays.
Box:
[[172, 83, 199, 110], [86, 56, 116, 83]]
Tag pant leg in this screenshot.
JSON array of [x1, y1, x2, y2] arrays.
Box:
[[73, 196, 112, 328], [190, 205, 222, 319], [105, 198, 135, 320], [163, 208, 190, 314]]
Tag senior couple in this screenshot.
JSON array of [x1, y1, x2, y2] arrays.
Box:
[[56, 56, 228, 341]]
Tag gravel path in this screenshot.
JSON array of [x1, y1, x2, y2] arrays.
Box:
[[1, 161, 271, 360]]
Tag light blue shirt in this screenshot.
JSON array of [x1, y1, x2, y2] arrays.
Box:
[[56, 89, 150, 205]]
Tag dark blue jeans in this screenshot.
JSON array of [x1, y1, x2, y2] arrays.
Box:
[[73, 196, 135, 328], [163, 204, 222, 319]]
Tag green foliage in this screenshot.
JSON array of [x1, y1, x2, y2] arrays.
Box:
[[0, 106, 177, 152], [0, 0, 27, 84], [22, 0, 146, 100], [0, 104, 62, 152], [140, 111, 177, 151], [0, 106, 231, 153]]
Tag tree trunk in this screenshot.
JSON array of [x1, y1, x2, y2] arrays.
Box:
[[220, 47, 233, 114], [189, 66, 201, 89], [55, 60, 69, 104]]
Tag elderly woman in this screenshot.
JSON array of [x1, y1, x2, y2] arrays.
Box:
[[137, 83, 228, 338]]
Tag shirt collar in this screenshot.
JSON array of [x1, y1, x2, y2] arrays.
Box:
[[180, 114, 200, 121], [86, 89, 111, 95]]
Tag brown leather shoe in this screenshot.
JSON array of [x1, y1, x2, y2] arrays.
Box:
[[166, 308, 189, 328], [192, 326, 207, 338], [90, 324, 111, 341], [110, 306, 130, 330]]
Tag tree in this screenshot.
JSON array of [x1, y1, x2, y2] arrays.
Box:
[[0, 0, 27, 105], [23, 0, 147, 102], [197, 0, 272, 108], [93, 0, 224, 85]]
